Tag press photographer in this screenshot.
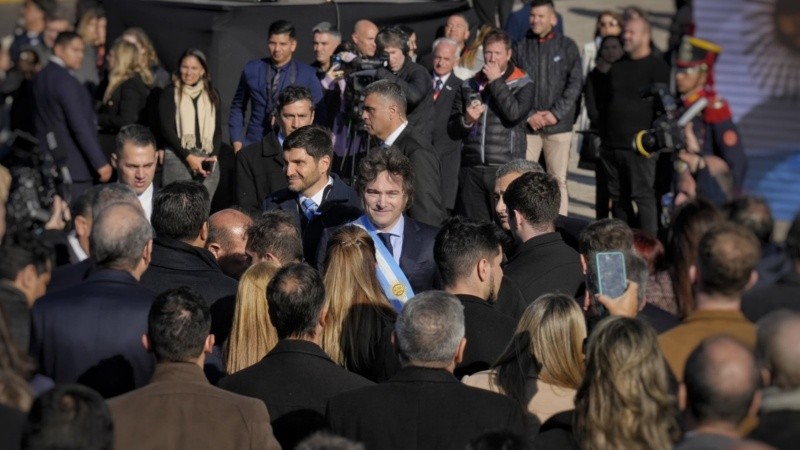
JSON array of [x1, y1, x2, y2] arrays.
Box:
[[373, 26, 435, 142]]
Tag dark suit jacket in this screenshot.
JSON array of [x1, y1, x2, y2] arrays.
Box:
[[229, 58, 323, 146], [638, 303, 679, 334], [0, 285, 30, 353], [455, 294, 517, 379], [108, 362, 280, 450], [97, 74, 150, 133], [317, 215, 439, 295], [235, 131, 287, 211], [742, 271, 800, 322], [376, 58, 435, 141], [47, 257, 96, 293], [30, 269, 157, 398], [432, 72, 464, 210], [0, 404, 25, 450], [327, 366, 526, 450], [263, 173, 363, 267], [139, 237, 238, 344], [32, 60, 108, 183], [504, 232, 584, 304], [219, 339, 373, 449], [391, 126, 445, 226]]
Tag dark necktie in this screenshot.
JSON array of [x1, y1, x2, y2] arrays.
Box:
[[433, 78, 443, 101], [270, 67, 281, 112], [377, 232, 394, 256]]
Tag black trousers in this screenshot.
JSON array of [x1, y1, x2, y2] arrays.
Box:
[[600, 147, 658, 234]]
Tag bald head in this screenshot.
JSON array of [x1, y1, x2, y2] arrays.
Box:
[[206, 209, 253, 279], [758, 312, 800, 390], [352, 20, 378, 57], [684, 336, 760, 426], [90, 203, 153, 276], [623, 16, 652, 58]]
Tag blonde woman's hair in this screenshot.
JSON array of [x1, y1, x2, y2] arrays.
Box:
[[322, 225, 396, 372], [493, 293, 586, 407], [224, 261, 281, 374], [575, 317, 680, 450], [103, 39, 154, 103], [460, 24, 494, 69], [121, 27, 161, 67]]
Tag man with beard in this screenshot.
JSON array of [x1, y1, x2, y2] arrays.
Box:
[[434, 216, 516, 379]]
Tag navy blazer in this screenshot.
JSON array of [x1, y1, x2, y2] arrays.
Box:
[[30, 269, 157, 398], [317, 215, 440, 295], [229, 58, 323, 146], [235, 131, 287, 211], [391, 126, 446, 227], [32, 61, 108, 182], [432, 72, 464, 210], [263, 173, 362, 267]]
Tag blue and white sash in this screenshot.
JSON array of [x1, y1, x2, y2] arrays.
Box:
[[353, 215, 414, 311]]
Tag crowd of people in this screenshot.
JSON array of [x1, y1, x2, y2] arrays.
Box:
[[0, 0, 798, 449]]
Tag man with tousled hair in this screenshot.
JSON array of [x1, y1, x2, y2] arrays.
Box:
[[108, 287, 280, 450]]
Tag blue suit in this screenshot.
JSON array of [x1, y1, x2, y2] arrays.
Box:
[[229, 58, 323, 146], [32, 60, 108, 196], [30, 269, 157, 398]]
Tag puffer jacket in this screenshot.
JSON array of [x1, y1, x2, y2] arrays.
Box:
[[448, 63, 535, 167], [513, 32, 582, 135]]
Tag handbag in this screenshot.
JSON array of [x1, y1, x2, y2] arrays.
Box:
[[577, 130, 602, 171]]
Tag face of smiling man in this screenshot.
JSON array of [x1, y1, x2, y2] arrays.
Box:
[[363, 170, 407, 232]]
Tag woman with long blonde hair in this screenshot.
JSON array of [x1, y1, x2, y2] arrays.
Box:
[[224, 261, 281, 374], [97, 39, 153, 155], [322, 225, 398, 382], [121, 27, 170, 88], [574, 316, 680, 450], [463, 293, 586, 423], [454, 24, 494, 79]]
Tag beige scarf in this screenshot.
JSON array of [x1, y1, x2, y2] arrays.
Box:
[[174, 81, 215, 155]]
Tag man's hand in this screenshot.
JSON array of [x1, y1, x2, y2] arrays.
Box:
[[44, 195, 71, 230], [682, 123, 701, 154], [97, 164, 112, 183], [326, 65, 344, 81], [465, 102, 487, 126], [233, 141, 243, 154], [541, 110, 558, 126], [596, 281, 640, 319], [482, 61, 503, 83], [186, 154, 208, 178], [527, 113, 546, 131]]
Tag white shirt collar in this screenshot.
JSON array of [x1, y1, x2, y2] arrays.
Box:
[[434, 72, 451, 86], [299, 176, 333, 207], [67, 230, 89, 262], [49, 56, 66, 68], [137, 183, 154, 221], [383, 121, 408, 147]]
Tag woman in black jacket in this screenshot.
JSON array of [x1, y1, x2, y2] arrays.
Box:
[[158, 48, 221, 196], [97, 39, 152, 157]]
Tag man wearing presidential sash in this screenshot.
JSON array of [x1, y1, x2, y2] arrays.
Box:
[[350, 149, 439, 309]]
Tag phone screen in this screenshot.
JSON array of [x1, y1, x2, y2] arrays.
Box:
[[596, 252, 627, 299]]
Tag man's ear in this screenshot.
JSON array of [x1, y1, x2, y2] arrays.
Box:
[[511, 209, 525, 231], [110, 153, 118, 170], [142, 240, 153, 267], [454, 337, 467, 365], [319, 155, 331, 175], [207, 242, 222, 258], [74, 215, 90, 238], [318, 304, 329, 329], [477, 258, 490, 283], [142, 334, 152, 352], [744, 270, 759, 291], [199, 221, 209, 242], [18, 264, 37, 291], [204, 334, 215, 354], [580, 254, 587, 275]]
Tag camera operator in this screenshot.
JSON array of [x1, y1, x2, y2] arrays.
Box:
[[600, 15, 669, 234], [671, 36, 746, 206], [448, 30, 534, 223], [373, 26, 435, 142]]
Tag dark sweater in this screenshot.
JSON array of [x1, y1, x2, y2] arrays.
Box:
[[602, 53, 670, 149]]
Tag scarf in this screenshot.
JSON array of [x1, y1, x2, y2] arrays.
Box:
[[174, 81, 215, 155]]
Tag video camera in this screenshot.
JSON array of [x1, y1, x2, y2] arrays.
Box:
[[331, 49, 389, 123], [2, 131, 71, 233], [633, 83, 708, 158]]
